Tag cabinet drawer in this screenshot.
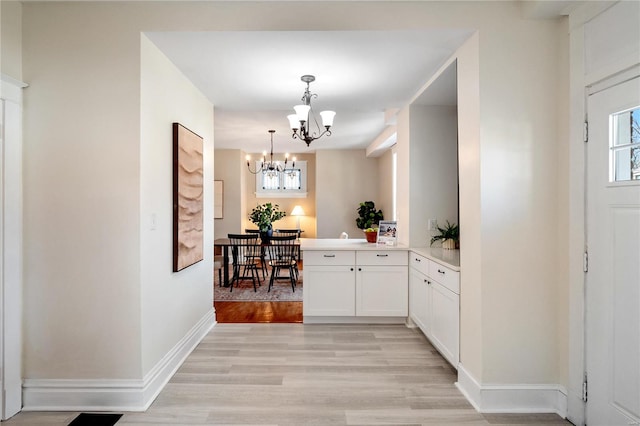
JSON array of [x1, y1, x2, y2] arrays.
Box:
[[304, 250, 355, 266], [356, 250, 408, 266], [428, 260, 460, 294], [409, 252, 429, 276]]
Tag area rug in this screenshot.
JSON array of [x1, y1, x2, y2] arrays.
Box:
[[214, 266, 303, 302]]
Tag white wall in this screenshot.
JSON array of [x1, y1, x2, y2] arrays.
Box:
[[377, 149, 394, 223], [409, 105, 458, 248], [316, 150, 379, 238], [140, 35, 213, 376]]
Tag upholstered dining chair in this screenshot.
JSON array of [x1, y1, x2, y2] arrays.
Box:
[[227, 233, 262, 292], [265, 234, 298, 293]]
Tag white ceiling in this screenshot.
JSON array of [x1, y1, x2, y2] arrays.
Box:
[[145, 29, 474, 154]]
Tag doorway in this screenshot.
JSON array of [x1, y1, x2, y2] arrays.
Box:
[[585, 75, 640, 425]]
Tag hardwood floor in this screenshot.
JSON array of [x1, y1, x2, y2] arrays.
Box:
[[5, 324, 571, 426], [214, 301, 302, 323]]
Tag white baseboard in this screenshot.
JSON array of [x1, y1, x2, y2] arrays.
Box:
[[22, 309, 216, 412], [456, 364, 567, 418]]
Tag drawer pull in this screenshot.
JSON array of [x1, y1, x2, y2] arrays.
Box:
[[350, 267, 354, 271], [415, 258, 421, 262], [376, 254, 389, 257], [358, 268, 362, 271], [438, 269, 446, 274], [323, 254, 336, 258]]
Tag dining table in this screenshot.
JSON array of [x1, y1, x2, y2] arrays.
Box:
[[213, 237, 301, 287]]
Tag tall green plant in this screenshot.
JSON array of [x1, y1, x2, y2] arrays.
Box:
[[356, 201, 384, 230], [249, 203, 286, 231]]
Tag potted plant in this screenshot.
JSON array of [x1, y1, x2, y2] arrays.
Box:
[[249, 203, 286, 242], [356, 201, 384, 243], [430, 220, 459, 250]]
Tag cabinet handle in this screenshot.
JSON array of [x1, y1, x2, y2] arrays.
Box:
[[323, 254, 336, 258], [438, 269, 446, 275], [358, 268, 362, 271], [376, 254, 388, 257], [415, 258, 421, 262], [427, 280, 431, 285], [350, 267, 354, 271], [424, 279, 428, 283]]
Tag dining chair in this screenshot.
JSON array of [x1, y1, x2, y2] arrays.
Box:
[[227, 233, 262, 292], [265, 234, 298, 292], [273, 229, 301, 280], [245, 228, 267, 279], [214, 254, 224, 287]]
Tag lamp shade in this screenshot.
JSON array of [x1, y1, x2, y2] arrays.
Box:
[[294, 105, 310, 123], [319, 110, 336, 127], [291, 205, 305, 216], [287, 114, 300, 130]]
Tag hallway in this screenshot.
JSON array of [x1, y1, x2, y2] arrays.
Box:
[[5, 323, 569, 425]]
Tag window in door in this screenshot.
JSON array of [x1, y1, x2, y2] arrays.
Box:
[[610, 107, 640, 182]]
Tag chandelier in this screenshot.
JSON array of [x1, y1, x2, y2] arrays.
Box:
[[246, 130, 296, 177], [287, 75, 336, 147]]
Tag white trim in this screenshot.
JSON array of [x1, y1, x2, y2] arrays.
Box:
[[255, 191, 308, 199], [22, 309, 216, 412], [456, 364, 568, 418], [303, 316, 407, 324]]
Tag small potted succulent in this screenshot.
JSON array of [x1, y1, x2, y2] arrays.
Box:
[[356, 201, 384, 243], [249, 203, 286, 242], [430, 220, 459, 250]]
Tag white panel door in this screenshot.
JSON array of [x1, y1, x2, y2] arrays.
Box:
[[586, 76, 640, 426], [430, 281, 459, 368]]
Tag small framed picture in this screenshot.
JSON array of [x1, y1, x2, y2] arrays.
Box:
[[377, 221, 398, 246]]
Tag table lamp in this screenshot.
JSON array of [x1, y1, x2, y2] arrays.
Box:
[[291, 205, 305, 230]]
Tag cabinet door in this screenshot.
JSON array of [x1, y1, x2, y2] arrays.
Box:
[[409, 268, 430, 334], [430, 281, 460, 367], [356, 266, 408, 317], [303, 265, 355, 316]]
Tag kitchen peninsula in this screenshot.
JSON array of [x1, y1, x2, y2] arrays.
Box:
[[300, 238, 409, 323]]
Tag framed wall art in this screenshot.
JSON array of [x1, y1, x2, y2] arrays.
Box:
[[173, 122, 204, 272], [214, 180, 223, 219]]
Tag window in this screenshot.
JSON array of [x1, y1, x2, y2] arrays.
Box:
[[610, 107, 640, 182], [255, 161, 307, 198]]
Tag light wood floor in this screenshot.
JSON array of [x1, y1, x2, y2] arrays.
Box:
[[5, 324, 570, 425]]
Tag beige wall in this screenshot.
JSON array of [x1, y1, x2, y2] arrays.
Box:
[[316, 150, 380, 238], [1, 0, 22, 79], [214, 149, 246, 239], [243, 153, 317, 238], [140, 35, 213, 375]]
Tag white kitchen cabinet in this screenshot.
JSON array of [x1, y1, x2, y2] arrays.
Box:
[[301, 241, 409, 321], [409, 250, 460, 368], [409, 267, 430, 333], [303, 250, 356, 317], [303, 264, 356, 316], [356, 266, 408, 316]]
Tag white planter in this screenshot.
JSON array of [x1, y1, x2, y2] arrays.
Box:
[[442, 239, 456, 250]]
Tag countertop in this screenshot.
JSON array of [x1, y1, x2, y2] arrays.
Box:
[[410, 247, 460, 271], [300, 238, 409, 251]]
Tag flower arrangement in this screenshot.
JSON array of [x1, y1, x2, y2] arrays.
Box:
[[248, 202, 286, 232]]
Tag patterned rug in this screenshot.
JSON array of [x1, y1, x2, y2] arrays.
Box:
[[214, 265, 303, 302]]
